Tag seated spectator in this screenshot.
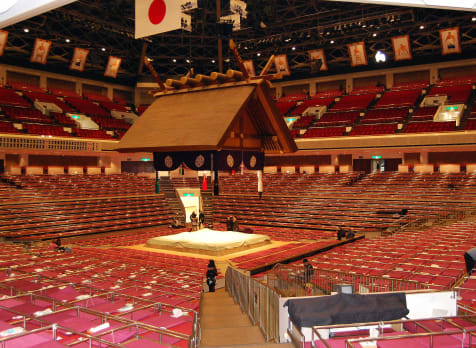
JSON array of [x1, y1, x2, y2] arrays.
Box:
[[337, 227, 346, 240], [346, 229, 355, 239], [190, 211, 198, 231]]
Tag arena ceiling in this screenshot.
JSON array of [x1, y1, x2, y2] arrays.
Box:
[[1, 0, 475, 86]]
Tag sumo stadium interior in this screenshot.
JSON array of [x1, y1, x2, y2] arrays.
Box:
[[0, 0, 475, 347]]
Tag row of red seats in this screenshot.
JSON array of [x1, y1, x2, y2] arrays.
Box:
[[0, 121, 20, 134], [2, 106, 53, 124], [350, 123, 398, 136], [90, 115, 131, 130], [75, 128, 115, 139], [427, 85, 472, 103], [374, 89, 421, 108], [315, 111, 360, 126], [0, 88, 32, 108], [302, 126, 346, 138], [403, 121, 456, 133], [22, 91, 75, 113], [330, 93, 376, 111], [360, 108, 408, 124], [390, 81, 429, 91], [289, 97, 335, 116], [23, 123, 71, 137], [348, 85, 385, 95], [65, 97, 110, 117]]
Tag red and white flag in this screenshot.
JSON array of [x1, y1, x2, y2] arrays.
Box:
[[392, 35, 412, 61], [308, 49, 328, 71], [440, 27, 461, 55], [0, 30, 8, 56], [135, 0, 182, 39], [243, 60, 256, 77], [104, 56, 122, 78], [347, 41, 367, 67], [70, 47, 89, 71], [31, 38, 51, 64], [274, 54, 290, 76]]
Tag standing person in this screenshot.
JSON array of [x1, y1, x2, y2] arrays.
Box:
[[232, 216, 239, 231], [199, 211, 205, 229], [226, 216, 233, 231], [303, 259, 314, 284], [464, 247, 476, 276], [190, 211, 198, 231], [206, 260, 218, 292]]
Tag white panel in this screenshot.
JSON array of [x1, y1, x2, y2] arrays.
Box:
[[328, 0, 475, 11], [0, 1, 78, 29]]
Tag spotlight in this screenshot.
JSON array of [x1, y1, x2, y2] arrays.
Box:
[[375, 50, 386, 63], [292, 46, 296, 51], [225, 58, 230, 62], [24, 28, 29, 33], [172, 58, 177, 63], [256, 52, 261, 57], [419, 25, 425, 29], [330, 40, 335, 44], [211, 59, 216, 63], [472, 17, 476, 22], [101, 47, 106, 51], [65, 38, 70, 43], [372, 33, 377, 37]]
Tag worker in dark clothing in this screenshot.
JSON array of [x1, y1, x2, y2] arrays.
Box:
[[464, 247, 476, 276], [206, 260, 218, 292]]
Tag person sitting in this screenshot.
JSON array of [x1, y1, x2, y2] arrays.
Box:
[[54, 238, 66, 252], [337, 227, 346, 240], [170, 214, 182, 229], [346, 229, 355, 239], [464, 247, 476, 276], [190, 211, 198, 231]]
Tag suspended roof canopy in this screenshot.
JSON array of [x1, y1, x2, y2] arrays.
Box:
[[116, 79, 297, 154]]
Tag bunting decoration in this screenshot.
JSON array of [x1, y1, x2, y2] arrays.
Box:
[[440, 27, 461, 55], [347, 41, 368, 67], [0, 30, 8, 56], [243, 60, 256, 77], [135, 0, 182, 39], [308, 49, 328, 71], [30, 38, 51, 64], [70, 47, 89, 71], [392, 35, 412, 61], [104, 56, 122, 78], [274, 54, 291, 76]]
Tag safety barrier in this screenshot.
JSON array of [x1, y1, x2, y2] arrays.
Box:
[[267, 263, 430, 298], [225, 266, 280, 342]]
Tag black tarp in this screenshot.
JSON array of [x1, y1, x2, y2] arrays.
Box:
[[284, 292, 409, 329]]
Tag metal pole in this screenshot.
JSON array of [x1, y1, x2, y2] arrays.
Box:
[[217, 0, 223, 73], [155, 170, 160, 194]]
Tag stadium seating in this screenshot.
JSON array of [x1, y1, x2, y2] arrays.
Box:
[[349, 123, 398, 136], [24, 123, 71, 137], [301, 126, 346, 137], [74, 128, 115, 139], [0, 88, 32, 108], [22, 91, 75, 113], [374, 89, 421, 108], [65, 97, 110, 117], [360, 108, 408, 124], [314, 111, 360, 127], [403, 121, 456, 133], [2, 106, 53, 124], [330, 94, 376, 111], [0, 121, 21, 134]]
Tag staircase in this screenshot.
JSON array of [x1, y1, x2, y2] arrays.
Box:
[[201, 177, 214, 227], [159, 176, 186, 225], [199, 288, 293, 348]]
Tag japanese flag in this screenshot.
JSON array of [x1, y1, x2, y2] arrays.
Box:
[[135, 0, 182, 39]]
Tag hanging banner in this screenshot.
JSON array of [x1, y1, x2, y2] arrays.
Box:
[[347, 41, 368, 67], [181, 13, 192, 31], [243, 60, 256, 77], [230, 0, 247, 19], [180, 0, 198, 11], [392, 35, 412, 61], [308, 49, 328, 71], [70, 47, 89, 71], [0, 30, 8, 56], [104, 56, 122, 78], [243, 151, 264, 170], [154, 150, 264, 171], [183, 151, 213, 171], [135, 0, 182, 39], [154, 152, 183, 171], [220, 13, 241, 31], [215, 151, 242, 171], [274, 54, 291, 76], [440, 27, 461, 55], [30, 38, 51, 64]]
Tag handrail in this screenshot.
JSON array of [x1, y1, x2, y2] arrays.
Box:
[[225, 266, 280, 343], [267, 263, 430, 297]]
